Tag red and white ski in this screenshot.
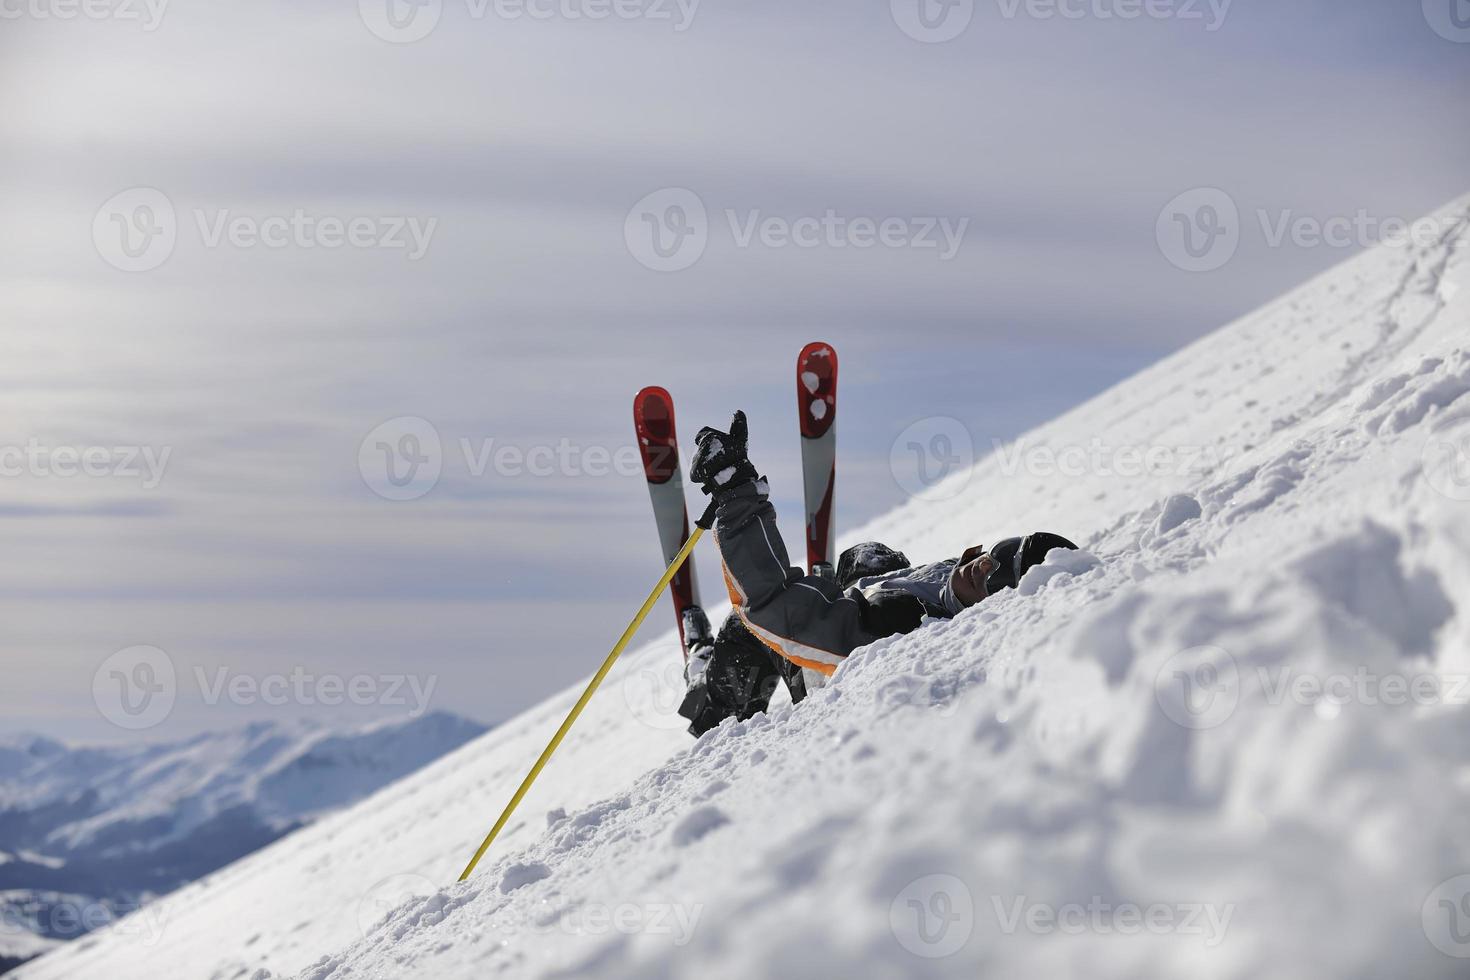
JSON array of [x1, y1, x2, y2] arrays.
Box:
[[796, 342, 838, 575], [633, 386, 701, 659]]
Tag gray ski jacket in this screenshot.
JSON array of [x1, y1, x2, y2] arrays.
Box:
[[711, 480, 963, 677]]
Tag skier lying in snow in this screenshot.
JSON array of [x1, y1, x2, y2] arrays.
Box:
[[675, 411, 1078, 737]]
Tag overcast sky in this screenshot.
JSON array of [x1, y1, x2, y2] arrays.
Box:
[[2, 0, 1468, 741]]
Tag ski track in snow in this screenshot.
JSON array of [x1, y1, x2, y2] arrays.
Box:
[[16, 194, 1470, 980]]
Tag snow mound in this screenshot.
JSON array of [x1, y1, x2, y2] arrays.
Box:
[[16, 194, 1470, 980]]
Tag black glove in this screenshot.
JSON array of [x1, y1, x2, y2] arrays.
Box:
[[857, 589, 926, 638], [689, 410, 759, 496]]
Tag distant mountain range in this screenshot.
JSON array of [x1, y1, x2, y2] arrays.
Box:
[[0, 711, 486, 972]]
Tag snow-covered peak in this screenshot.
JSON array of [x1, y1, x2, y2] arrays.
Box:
[[0, 712, 486, 972], [1, 712, 487, 845], [16, 193, 1470, 980]]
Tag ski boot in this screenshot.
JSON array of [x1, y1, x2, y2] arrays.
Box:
[[681, 605, 715, 684], [678, 610, 787, 738]]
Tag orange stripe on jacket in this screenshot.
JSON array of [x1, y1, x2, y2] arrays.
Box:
[[724, 570, 839, 676], [737, 612, 838, 677], [718, 543, 841, 677]]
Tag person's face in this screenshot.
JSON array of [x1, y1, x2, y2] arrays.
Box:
[[949, 544, 997, 609]]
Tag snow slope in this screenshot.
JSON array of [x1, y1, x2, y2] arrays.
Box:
[[17, 193, 1470, 980], [0, 712, 484, 969]]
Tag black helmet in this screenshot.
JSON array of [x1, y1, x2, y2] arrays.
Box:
[[835, 541, 912, 588], [984, 532, 1078, 592]]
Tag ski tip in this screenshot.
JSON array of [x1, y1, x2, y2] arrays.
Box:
[[634, 384, 675, 414], [634, 387, 676, 438], [633, 385, 681, 484], [797, 341, 837, 364], [797, 343, 837, 439]]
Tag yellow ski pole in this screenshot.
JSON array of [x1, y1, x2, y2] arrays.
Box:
[[458, 515, 709, 881]]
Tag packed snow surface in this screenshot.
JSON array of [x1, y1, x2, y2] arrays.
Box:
[[17, 194, 1470, 979]]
